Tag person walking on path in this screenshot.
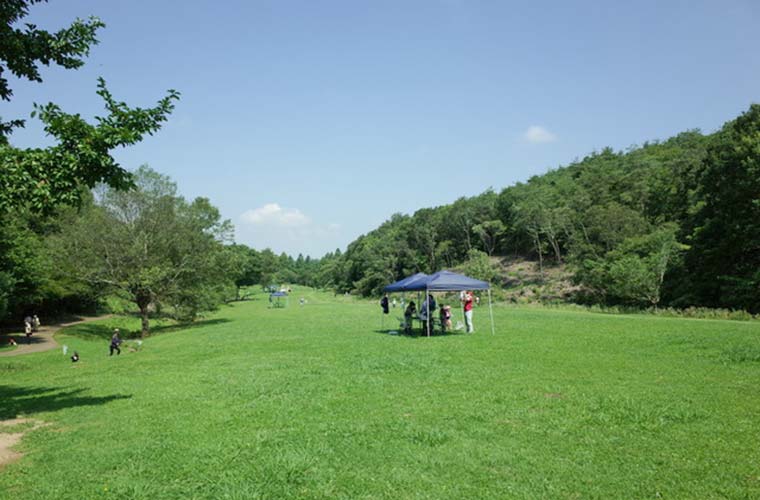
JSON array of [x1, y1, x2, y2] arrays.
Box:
[[0, 314, 114, 358], [110, 328, 123, 356], [24, 320, 33, 343], [32, 315, 40, 332], [461, 290, 475, 333]]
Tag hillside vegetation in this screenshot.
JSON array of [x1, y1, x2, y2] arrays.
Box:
[[313, 105, 760, 314]]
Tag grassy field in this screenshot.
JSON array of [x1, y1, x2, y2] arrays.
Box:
[[1, 288, 759, 499]]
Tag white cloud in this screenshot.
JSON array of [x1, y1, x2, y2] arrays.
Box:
[[523, 125, 557, 144], [240, 203, 310, 227], [237, 204, 342, 256]]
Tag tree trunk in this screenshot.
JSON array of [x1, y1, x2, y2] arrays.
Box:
[[135, 290, 152, 338], [549, 237, 562, 264], [534, 234, 544, 278], [139, 306, 150, 338]]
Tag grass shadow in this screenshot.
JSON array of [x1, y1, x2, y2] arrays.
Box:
[[371, 329, 464, 339], [0, 385, 132, 420], [61, 318, 232, 340], [1, 333, 48, 346], [150, 318, 232, 335]]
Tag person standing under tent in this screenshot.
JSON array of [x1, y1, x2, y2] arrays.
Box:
[[461, 290, 475, 333], [419, 294, 436, 334], [440, 304, 452, 333], [403, 301, 416, 334]]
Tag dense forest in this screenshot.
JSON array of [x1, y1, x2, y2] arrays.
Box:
[[310, 105, 760, 313]]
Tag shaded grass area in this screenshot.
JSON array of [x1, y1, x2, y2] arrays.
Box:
[[62, 316, 231, 340], [0, 287, 759, 499]]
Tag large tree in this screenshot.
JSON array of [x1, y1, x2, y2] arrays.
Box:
[[54, 167, 233, 336]]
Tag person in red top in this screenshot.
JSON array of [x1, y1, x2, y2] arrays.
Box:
[[461, 290, 474, 333]]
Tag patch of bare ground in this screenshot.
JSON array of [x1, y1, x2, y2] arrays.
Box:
[[493, 257, 580, 303], [0, 418, 48, 469]]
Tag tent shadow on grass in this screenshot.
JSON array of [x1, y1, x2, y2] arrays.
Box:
[[62, 318, 232, 340], [371, 329, 462, 339], [0, 385, 132, 420]]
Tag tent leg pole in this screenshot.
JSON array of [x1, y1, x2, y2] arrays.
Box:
[[426, 286, 430, 337], [488, 288, 495, 335]]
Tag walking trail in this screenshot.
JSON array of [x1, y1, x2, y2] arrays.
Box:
[[0, 314, 112, 469], [0, 315, 112, 358]]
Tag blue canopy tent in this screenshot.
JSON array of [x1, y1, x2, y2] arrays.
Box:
[[269, 291, 288, 308], [383, 272, 428, 293], [384, 270, 494, 337]]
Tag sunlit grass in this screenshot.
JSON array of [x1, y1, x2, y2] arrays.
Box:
[[1, 287, 759, 499]]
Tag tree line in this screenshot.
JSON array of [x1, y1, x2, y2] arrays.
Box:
[[308, 107, 759, 314]]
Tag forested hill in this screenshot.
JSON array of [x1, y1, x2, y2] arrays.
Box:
[[313, 105, 760, 313]]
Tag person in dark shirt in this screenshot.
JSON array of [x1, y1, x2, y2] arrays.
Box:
[[380, 294, 389, 314], [110, 328, 123, 356]]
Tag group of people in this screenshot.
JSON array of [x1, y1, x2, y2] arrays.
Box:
[[22, 314, 41, 343], [9, 313, 130, 360], [388, 290, 476, 335]]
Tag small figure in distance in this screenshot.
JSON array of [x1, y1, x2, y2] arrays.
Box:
[[24, 320, 33, 343], [71, 351, 79, 362], [110, 328, 123, 356], [32, 314, 40, 332], [299, 297, 305, 306], [8, 337, 17, 346], [404, 301, 416, 335], [380, 294, 389, 315]]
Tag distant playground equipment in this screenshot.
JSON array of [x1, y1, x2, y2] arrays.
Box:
[[269, 291, 289, 308]]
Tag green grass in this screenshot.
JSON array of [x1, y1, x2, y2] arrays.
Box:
[[1, 287, 760, 499]]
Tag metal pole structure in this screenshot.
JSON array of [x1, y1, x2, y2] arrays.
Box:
[[426, 286, 431, 337], [488, 287, 495, 335]]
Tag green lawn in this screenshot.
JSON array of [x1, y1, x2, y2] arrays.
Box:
[[1, 288, 759, 499]]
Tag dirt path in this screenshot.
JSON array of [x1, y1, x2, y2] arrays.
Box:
[[0, 418, 48, 469], [0, 315, 112, 358]]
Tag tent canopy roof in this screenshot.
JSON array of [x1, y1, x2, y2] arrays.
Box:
[[383, 272, 428, 292], [384, 270, 489, 292]]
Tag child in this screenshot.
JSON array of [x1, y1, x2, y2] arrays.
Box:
[[71, 351, 79, 362], [404, 301, 416, 334], [110, 328, 122, 356], [440, 305, 452, 332]]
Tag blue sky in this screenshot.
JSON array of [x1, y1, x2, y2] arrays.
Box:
[[5, 0, 759, 257]]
